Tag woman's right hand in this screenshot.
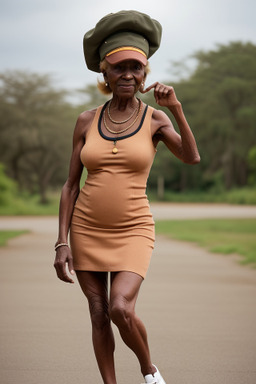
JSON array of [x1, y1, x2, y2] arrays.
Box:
[[54, 246, 75, 284]]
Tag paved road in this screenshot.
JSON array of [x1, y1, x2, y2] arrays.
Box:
[[1, 204, 256, 384], [1, 203, 256, 233]]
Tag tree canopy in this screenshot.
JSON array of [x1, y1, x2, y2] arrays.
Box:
[[0, 71, 76, 202]]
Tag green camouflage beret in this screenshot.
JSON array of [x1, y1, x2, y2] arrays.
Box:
[[83, 10, 162, 72]]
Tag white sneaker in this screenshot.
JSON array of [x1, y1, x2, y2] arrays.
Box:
[[144, 365, 166, 384]]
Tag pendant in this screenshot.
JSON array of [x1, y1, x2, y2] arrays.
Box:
[[112, 140, 118, 154]]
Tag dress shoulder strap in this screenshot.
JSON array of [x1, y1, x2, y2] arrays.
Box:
[[146, 105, 155, 115], [92, 105, 104, 126], [142, 105, 154, 129]]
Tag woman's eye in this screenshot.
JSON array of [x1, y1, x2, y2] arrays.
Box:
[[112, 65, 120, 72], [134, 64, 142, 71]]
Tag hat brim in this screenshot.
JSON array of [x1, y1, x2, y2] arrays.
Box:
[[105, 50, 148, 66]]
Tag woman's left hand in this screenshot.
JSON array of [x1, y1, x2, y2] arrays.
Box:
[[141, 82, 180, 109]]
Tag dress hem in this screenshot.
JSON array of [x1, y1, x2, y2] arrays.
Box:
[[73, 266, 148, 279]]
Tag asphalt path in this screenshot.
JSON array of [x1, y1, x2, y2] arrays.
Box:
[[0, 203, 256, 384]]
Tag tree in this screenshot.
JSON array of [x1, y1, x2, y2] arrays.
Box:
[[248, 146, 256, 185], [183, 42, 256, 189], [0, 71, 76, 203]]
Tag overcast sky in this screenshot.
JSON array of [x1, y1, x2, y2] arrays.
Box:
[[1, 0, 255, 92]]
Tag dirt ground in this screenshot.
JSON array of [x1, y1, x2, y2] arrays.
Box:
[[0, 203, 256, 384]]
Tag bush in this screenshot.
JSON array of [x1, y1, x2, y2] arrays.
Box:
[[0, 163, 17, 206]]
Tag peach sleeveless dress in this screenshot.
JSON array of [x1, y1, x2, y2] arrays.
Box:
[[70, 102, 156, 278]]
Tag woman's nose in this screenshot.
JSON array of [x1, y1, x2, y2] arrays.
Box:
[[122, 69, 133, 79]]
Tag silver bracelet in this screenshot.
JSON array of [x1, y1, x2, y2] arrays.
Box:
[[55, 242, 69, 251]]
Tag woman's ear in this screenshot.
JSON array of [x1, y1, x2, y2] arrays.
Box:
[[101, 71, 108, 87], [141, 72, 147, 90], [139, 80, 145, 93], [103, 71, 107, 81]]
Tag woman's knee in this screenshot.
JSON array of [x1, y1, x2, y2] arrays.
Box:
[[109, 297, 134, 330], [88, 296, 110, 330]]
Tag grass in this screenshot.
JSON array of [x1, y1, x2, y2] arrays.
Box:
[[1, 216, 255, 269], [148, 187, 256, 205], [155, 218, 256, 266], [0, 187, 256, 216], [0, 230, 29, 246], [0, 192, 60, 216]]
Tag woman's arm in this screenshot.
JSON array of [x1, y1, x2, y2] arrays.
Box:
[[143, 83, 200, 164], [54, 110, 94, 283]]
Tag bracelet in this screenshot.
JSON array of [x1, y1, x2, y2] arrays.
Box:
[[55, 242, 69, 251]]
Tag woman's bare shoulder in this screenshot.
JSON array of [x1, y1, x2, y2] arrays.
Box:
[[74, 107, 98, 137], [150, 107, 173, 136], [77, 107, 98, 126], [151, 108, 170, 125]]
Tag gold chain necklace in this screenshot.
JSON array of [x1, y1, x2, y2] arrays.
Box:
[[107, 98, 139, 124], [103, 99, 142, 135], [102, 99, 142, 154]]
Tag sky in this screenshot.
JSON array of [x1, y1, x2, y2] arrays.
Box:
[[1, 0, 255, 93]]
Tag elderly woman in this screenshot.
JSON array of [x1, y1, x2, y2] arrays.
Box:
[[54, 10, 200, 384]]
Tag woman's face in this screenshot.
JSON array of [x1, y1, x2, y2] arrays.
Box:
[[104, 60, 146, 97]]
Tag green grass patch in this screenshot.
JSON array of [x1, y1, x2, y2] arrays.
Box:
[[155, 218, 256, 266], [148, 187, 256, 205], [1, 186, 256, 216], [0, 230, 29, 246], [0, 192, 60, 216]]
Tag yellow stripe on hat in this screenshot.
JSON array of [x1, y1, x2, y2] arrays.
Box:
[[106, 46, 147, 57]]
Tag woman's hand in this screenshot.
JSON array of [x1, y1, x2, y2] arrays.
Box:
[[54, 246, 75, 284], [141, 82, 181, 109]]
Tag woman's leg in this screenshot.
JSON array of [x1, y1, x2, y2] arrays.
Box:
[[109, 271, 156, 377], [76, 271, 116, 384]]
